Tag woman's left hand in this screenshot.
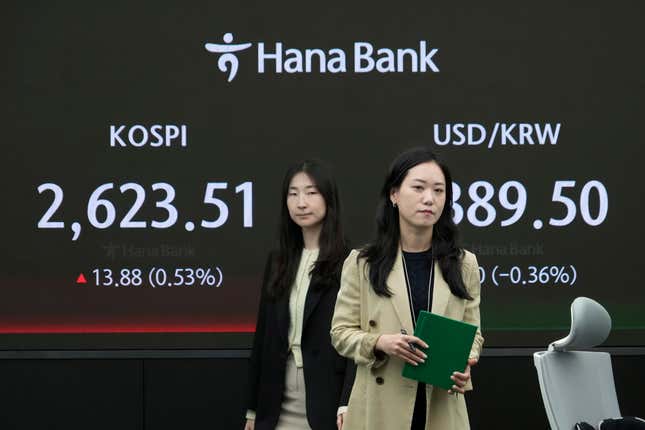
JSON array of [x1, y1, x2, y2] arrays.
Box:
[[448, 358, 478, 394], [337, 412, 345, 430]]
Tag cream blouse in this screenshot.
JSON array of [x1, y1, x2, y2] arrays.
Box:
[[287, 247, 319, 368]]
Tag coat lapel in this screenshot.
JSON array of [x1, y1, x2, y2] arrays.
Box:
[[431, 260, 450, 317], [275, 292, 290, 340], [387, 247, 414, 334], [302, 279, 324, 329]]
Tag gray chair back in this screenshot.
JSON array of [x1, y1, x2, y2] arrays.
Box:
[[533, 297, 620, 429]]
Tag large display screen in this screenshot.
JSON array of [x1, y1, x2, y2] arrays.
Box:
[[2, 2, 642, 349]]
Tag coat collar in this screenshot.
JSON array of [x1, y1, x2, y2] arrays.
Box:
[[387, 246, 451, 333]]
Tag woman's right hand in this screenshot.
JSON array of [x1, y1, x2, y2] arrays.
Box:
[[244, 419, 255, 430], [375, 333, 428, 365]]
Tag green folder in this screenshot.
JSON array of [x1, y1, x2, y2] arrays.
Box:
[[402, 311, 477, 390]]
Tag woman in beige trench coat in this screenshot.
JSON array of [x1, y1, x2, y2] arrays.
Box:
[[331, 148, 484, 430]]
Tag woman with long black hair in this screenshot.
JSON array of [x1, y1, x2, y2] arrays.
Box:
[[245, 160, 355, 430], [331, 148, 484, 430]]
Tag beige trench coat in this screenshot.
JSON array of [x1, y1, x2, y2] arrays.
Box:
[[331, 248, 484, 430]]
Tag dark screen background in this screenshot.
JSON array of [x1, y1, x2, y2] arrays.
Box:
[[2, 1, 643, 348]]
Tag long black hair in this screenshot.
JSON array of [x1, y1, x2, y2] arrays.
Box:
[[266, 159, 347, 299], [359, 147, 472, 300]]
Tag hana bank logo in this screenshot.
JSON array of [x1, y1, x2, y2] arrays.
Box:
[[204, 33, 252, 82], [204, 32, 439, 83]]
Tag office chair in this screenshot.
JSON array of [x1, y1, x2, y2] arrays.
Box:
[[533, 297, 619, 430]]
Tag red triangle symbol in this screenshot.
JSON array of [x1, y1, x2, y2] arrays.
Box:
[[76, 273, 87, 284]]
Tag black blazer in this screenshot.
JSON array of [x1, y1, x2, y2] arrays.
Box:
[[246, 250, 356, 430]]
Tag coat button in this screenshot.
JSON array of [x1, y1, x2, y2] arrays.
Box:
[[369, 320, 377, 327], [376, 376, 384, 385]]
